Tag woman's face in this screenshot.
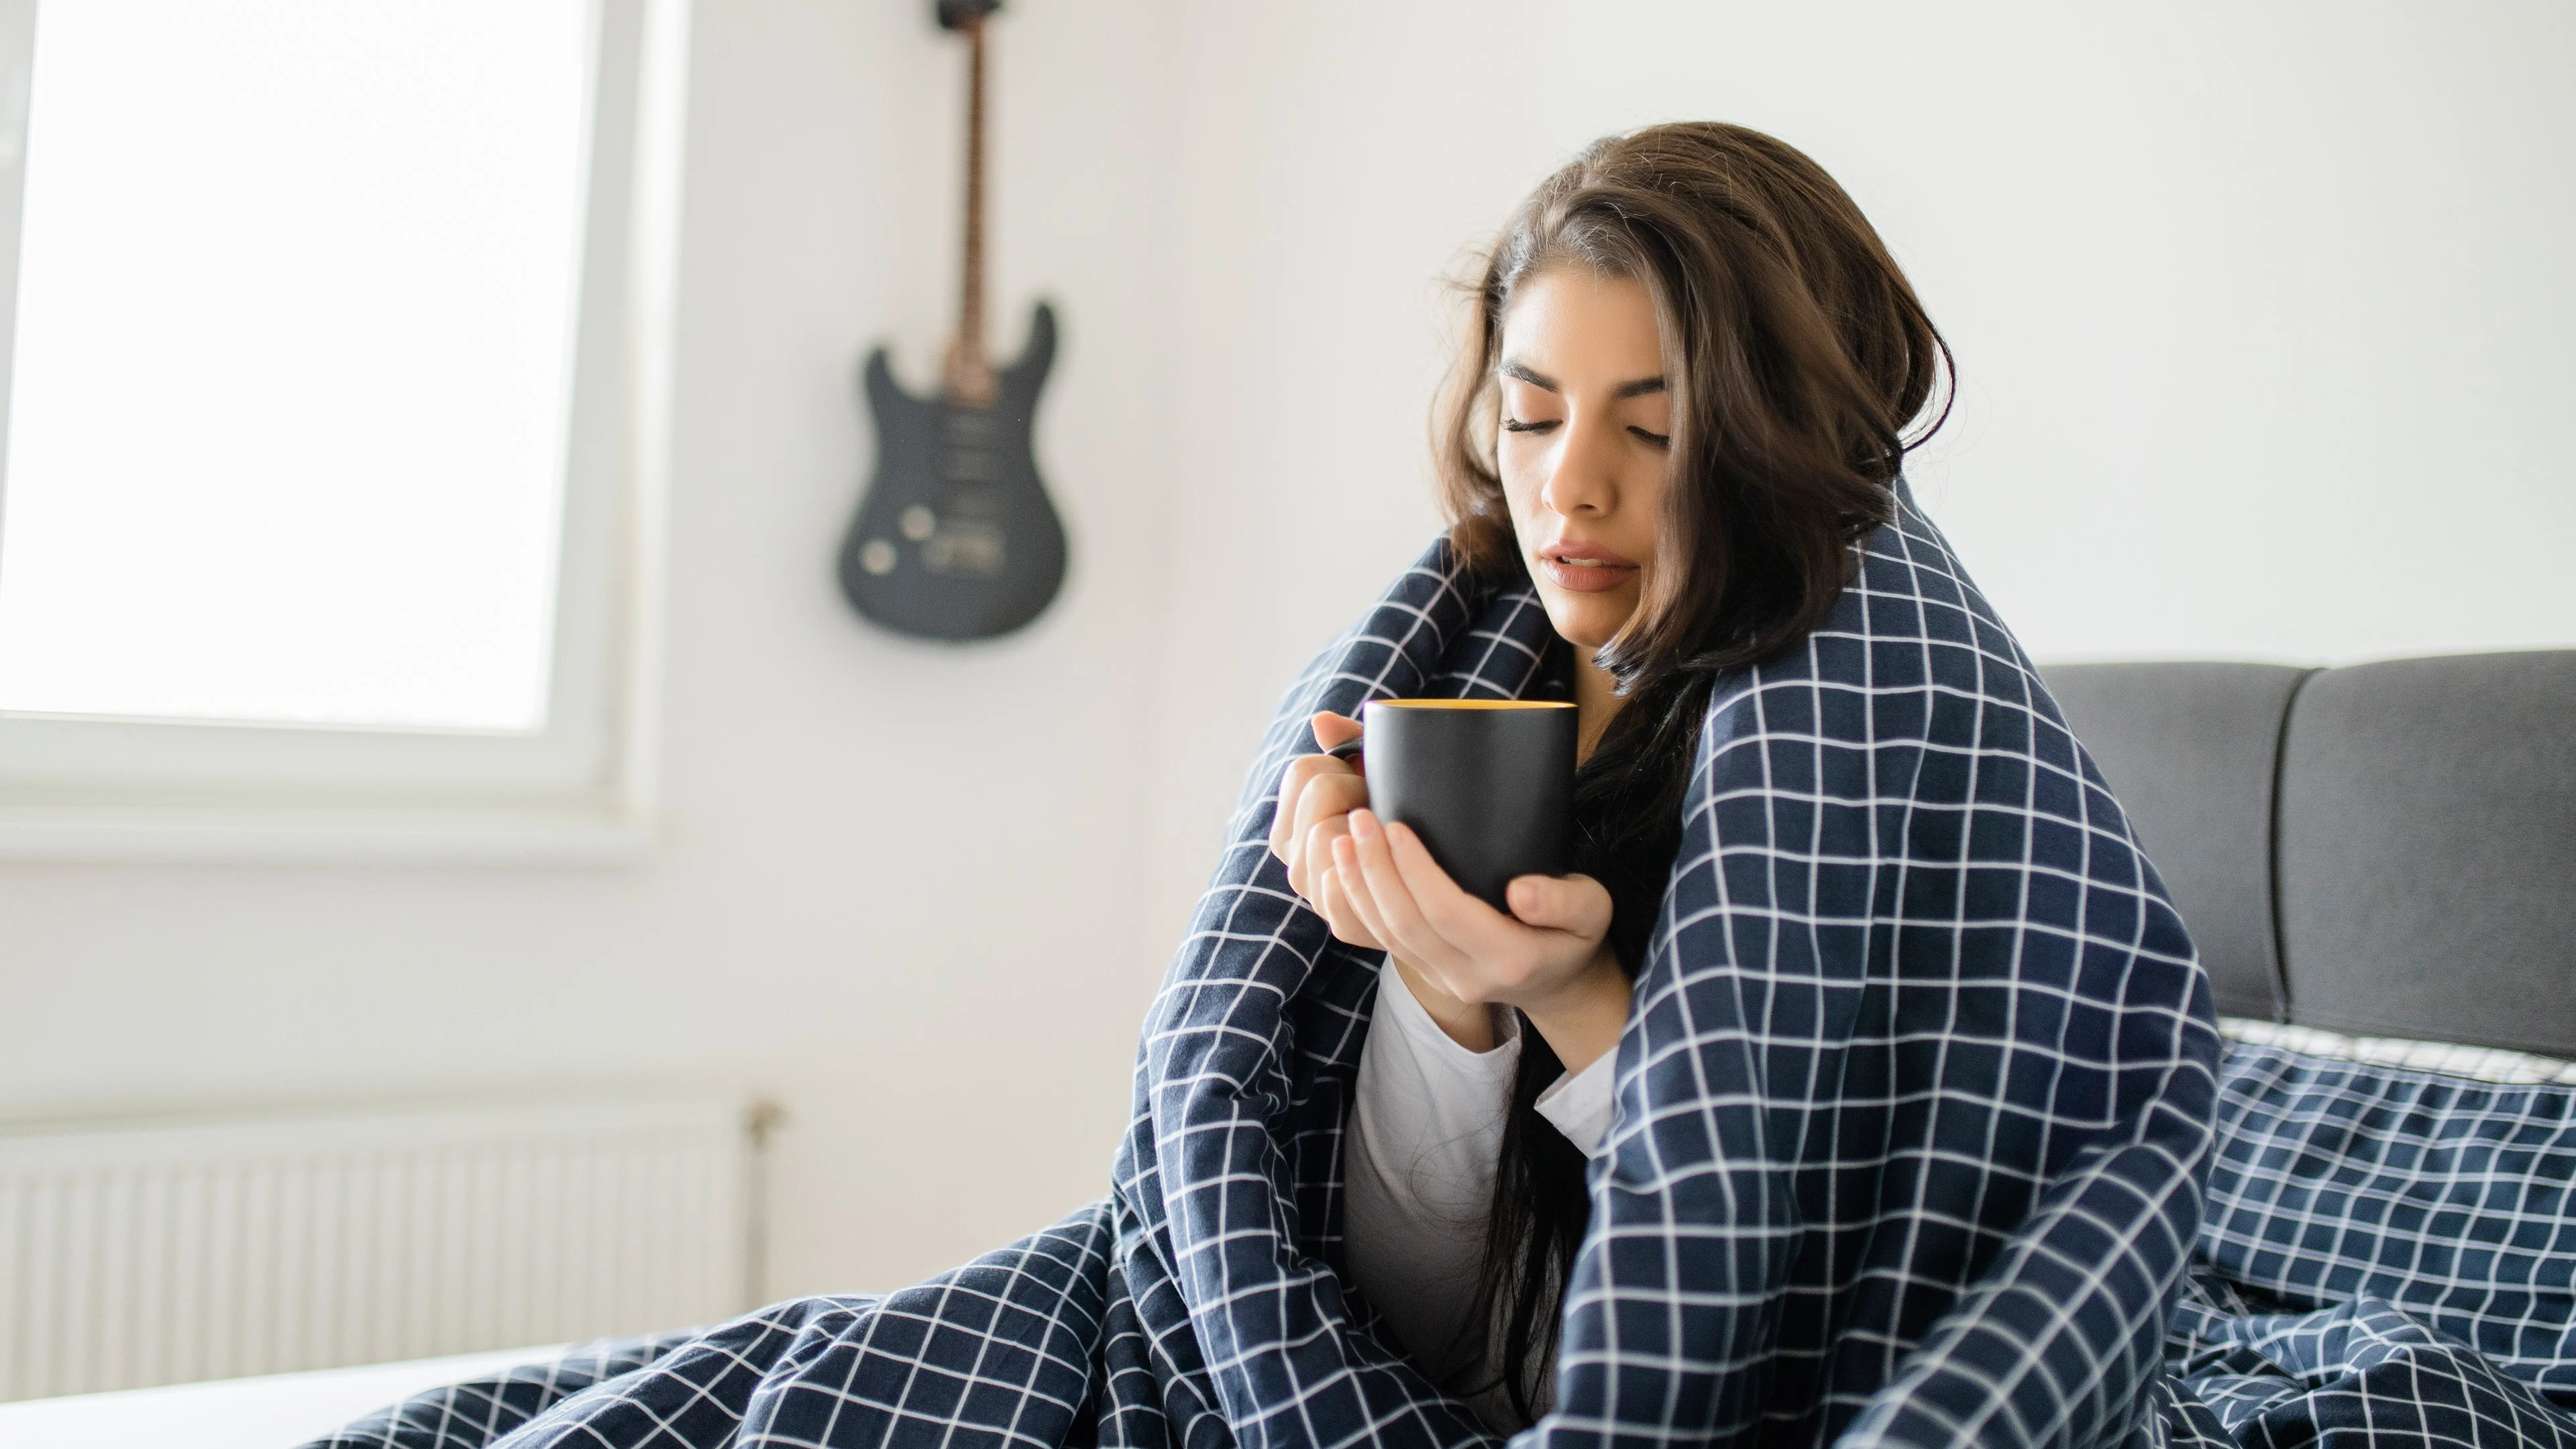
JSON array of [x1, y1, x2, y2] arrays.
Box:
[[1495, 266, 1672, 654]]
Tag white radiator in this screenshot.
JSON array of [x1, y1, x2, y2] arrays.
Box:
[[0, 1095, 767, 1403]]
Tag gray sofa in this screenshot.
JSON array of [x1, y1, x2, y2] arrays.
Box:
[[2043, 650, 2576, 1055]]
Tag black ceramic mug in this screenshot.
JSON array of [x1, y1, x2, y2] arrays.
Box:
[[1327, 698, 1578, 913]]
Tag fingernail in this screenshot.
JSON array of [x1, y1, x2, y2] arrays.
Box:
[[1350, 809, 1378, 840]]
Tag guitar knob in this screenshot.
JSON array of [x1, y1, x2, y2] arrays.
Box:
[[859, 539, 898, 575], [900, 505, 937, 541]]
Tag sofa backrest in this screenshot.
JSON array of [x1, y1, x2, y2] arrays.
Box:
[[2273, 651, 2576, 1056], [2043, 650, 2576, 1057], [2043, 663, 2309, 1021]]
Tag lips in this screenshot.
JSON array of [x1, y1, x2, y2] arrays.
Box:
[[1536, 540, 1641, 594]]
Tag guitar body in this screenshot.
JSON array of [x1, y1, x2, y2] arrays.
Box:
[[837, 303, 1067, 641]]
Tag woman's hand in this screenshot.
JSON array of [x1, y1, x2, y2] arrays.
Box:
[[1268, 712, 1501, 1048], [1265, 712, 1625, 1061], [1267, 712, 1381, 949], [1331, 808, 1630, 1074]]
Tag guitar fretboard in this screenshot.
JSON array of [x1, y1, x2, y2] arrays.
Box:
[[946, 16, 994, 405]]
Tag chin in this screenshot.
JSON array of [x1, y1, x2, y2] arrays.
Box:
[[1538, 595, 1627, 655]]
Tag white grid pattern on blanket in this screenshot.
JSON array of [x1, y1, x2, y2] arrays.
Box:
[[1531, 490, 2218, 1448], [2199, 1041, 2576, 1400], [306, 487, 2233, 1449], [1110, 561, 1554, 1448]]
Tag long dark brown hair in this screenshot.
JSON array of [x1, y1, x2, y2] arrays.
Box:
[[1434, 123, 1951, 1419]]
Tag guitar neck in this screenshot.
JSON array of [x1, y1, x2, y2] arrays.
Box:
[[945, 15, 995, 405]]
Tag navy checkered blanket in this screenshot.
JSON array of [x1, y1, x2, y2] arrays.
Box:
[[2167, 1042, 2576, 1448], [311, 488, 2575, 1448]]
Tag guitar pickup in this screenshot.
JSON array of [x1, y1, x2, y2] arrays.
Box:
[[943, 413, 1002, 445], [939, 449, 1000, 483], [922, 519, 1006, 578]]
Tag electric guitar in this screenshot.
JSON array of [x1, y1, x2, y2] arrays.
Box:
[[837, 0, 1066, 641]]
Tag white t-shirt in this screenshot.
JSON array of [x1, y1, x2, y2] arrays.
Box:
[[1342, 963, 1614, 1432]]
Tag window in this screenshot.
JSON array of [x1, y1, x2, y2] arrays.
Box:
[[0, 0, 686, 860]]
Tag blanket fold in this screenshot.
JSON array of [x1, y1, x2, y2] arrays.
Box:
[[1518, 502, 2220, 1449], [323, 486, 2365, 1449]]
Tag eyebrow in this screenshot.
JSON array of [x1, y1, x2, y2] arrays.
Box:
[[1499, 358, 1666, 399]]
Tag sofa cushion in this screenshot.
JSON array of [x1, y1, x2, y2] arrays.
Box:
[[2276, 651, 2576, 1057]]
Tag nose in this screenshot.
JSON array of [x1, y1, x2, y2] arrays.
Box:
[[1536, 408, 1621, 519]]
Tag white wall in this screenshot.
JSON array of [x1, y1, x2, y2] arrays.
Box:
[[1, 0, 2569, 1314], [1142, 0, 2576, 943]]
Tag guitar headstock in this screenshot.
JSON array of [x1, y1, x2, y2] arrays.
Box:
[[934, 0, 1002, 31]]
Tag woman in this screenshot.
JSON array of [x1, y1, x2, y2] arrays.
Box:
[[1269, 122, 2222, 1440], [1276, 118, 1951, 1430], [319, 124, 2223, 1449]]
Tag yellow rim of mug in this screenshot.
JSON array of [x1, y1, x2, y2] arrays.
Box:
[[1369, 699, 1575, 710]]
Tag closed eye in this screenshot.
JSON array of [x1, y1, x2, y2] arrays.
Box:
[[1501, 418, 1560, 434], [1629, 426, 1670, 447]]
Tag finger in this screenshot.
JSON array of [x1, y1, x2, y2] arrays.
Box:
[[1316, 854, 1385, 950], [1268, 754, 1326, 861], [1286, 768, 1363, 887], [1270, 753, 1349, 855], [1313, 859, 1350, 940], [1272, 757, 1354, 885], [1378, 819, 1564, 999], [1294, 771, 1367, 841], [1503, 872, 1615, 938], [1379, 819, 1518, 953], [1329, 835, 1395, 948], [1285, 772, 1368, 898], [1297, 816, 1354, 902], [1347, 810, 1474, 988], [1309, 710, 1363, 753]]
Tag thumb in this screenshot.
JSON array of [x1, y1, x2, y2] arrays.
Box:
[[1506, 873, 1613, 936], [1310, 710, 1363, 752]]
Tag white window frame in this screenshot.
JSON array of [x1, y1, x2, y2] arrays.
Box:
[[0, 0, 688, 863]]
